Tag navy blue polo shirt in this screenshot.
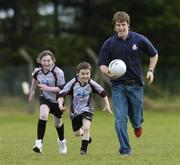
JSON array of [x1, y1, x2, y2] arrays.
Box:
[[98, 31, 158, 86]]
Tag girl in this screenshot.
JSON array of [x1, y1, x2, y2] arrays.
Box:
[[28, 50, 67, 154]]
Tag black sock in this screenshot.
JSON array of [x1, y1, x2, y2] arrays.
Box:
[[81, 136, 92, 143], [56, 124, 64, 141], [88, 137, 92, 144], [37, 119, 47, 140], [81, 140, 89, 152]]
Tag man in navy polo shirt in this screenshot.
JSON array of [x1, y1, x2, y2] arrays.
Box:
[[98, 11, 158, 156]]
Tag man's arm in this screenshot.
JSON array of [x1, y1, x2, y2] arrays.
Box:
[[100, 65, 116, 78], [146, 54, 158, 84]]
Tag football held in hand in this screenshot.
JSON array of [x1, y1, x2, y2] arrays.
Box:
[[108, 59, 127, 77]]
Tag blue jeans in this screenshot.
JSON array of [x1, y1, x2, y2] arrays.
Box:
[[112, 83, 144, 154]]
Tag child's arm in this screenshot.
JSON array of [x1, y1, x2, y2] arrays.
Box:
[[102, 96, 113, 114], [37, 83, 60, 92], [89, 79, 113, 114], [57, 77, 75, 111], [57, 97, 66, 111], [28, 78, 37, 102]]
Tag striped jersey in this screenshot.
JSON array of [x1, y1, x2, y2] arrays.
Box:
[[58, 76, 106, 119], [32, 64, 65, 103]]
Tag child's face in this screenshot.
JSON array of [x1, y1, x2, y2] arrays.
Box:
[[40, 55, 54, 71], [78, 69, 91, 84]]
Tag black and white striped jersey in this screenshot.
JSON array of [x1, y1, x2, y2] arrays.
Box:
[[33, 64, 65, 103], [58, 76, 106, 118]]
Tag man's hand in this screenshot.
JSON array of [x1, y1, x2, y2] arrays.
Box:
[[146, 70, 154, 85]]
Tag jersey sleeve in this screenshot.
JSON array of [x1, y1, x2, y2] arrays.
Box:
[[32, 68, 41, 80], [57, 78, 76, 98], [89, 79, 106, 97], [56, 68, 65, 89]]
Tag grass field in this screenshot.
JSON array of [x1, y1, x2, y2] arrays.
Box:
[[0, 101, 180, 165]]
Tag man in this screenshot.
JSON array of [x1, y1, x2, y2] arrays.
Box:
[[98, 11, 158, 155]]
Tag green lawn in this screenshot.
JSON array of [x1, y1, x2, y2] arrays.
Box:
[[0, 108, 180, 165]]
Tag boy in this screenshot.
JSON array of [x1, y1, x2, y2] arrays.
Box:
[[58, 62, 112, 155]]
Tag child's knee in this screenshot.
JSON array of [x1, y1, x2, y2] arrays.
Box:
[[74, 131, 81, 137], [39, 114, 48, 120], [83, 126, 90, 133], [54, 120, 62, 128]]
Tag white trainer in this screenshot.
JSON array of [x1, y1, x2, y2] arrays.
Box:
[[33, 139, 43, 153], [57, 138, 67, 154]]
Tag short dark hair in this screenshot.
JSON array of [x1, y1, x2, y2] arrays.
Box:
[[112, 11, 130, 26], [76, 62, 91, 73]]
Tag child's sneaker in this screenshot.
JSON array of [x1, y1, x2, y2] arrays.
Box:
[[80, 150, 87, 155], [57, 138, 67, 154], [32, 139, 43, 153]]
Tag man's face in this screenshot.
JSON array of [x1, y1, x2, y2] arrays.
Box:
[[115, 21, 129, 39]]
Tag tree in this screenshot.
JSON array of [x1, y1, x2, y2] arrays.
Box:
[[0, 0, 180, 67]]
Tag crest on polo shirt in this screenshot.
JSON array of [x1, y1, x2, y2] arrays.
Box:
[[132, 44, 137, 50]]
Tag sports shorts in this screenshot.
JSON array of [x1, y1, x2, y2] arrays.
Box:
[[71, 112, 93, 131], [39, 96, 63, 118]]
